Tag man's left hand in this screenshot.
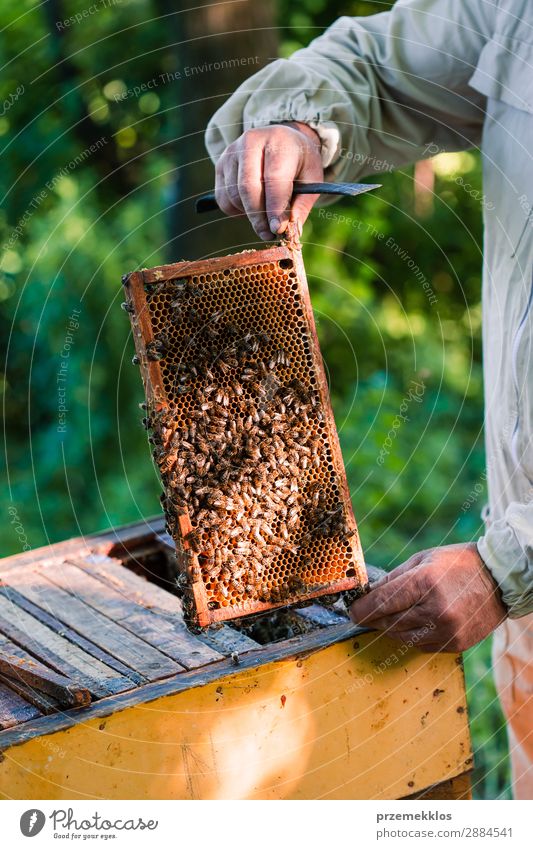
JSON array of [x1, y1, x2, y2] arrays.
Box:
[[349, 543, 507, 652]]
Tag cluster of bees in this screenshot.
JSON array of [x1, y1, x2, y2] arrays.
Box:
[[136, 276, 354, 618]]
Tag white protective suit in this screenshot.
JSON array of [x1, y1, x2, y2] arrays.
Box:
[[205, 0, 533, 796]]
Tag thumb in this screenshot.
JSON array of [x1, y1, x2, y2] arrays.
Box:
[[289, 193, 320, 235]]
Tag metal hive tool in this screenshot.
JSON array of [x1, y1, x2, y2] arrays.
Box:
[[123, 222, 367, 629]]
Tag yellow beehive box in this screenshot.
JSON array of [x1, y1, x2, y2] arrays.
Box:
[[0, 518, 472, 800]]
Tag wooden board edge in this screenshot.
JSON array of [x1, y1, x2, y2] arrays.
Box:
[[287, 232, 367, 585], [0, 622, 372, 750], [129, 245, 292, 284]]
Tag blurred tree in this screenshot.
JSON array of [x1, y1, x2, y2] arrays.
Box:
[[162, 0, 279, 258]]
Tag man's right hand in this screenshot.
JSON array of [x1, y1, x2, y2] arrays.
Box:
[[214, 123, 324, 241]]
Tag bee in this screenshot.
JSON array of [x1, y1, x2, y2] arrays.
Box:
[[269, 348, 290, 369], [195, 455, 208, 472], [283, 491, 298, 509], [216, 357, 231, 375], [252, 525, 266, 546], [188, 281, 203, 297], [196, 436, 210, 455], [202, 324, 220, 342], [241, 367, 257, 382], [236, 333, 257, 358], [222, 322, 238, 338], [269, 587, 281, 603], [215, 389, 230, 406], [184, 528, 202, 552], [180, 361, 198, 378], [152, 446, 165, 463], [278, 386, 295, 407], [310, 486, 326, 508], [174, 278, 202, 298], [146, 341, 164, 361], [258, 585, 271, 602], [198, 365, 215, 382], [287, 512, 300, 531], [250, 380, 268, 398]]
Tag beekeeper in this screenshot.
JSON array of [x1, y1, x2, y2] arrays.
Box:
[[205, 0, 533, 797]]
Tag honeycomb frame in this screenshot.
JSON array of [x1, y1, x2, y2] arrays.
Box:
[[123, 228, 367, 627]]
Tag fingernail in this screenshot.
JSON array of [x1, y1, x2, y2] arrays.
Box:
[[269, 217, 281, 234]]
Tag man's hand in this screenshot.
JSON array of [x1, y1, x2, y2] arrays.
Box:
[[349, 543, 507, 652], [214, 123, 324, 240]]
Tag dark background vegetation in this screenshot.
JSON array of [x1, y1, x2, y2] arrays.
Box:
[[0, 0, 509, 797]]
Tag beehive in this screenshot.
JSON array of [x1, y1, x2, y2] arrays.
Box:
[[0, 517, 473, 801], [123, 226, 367, 627]]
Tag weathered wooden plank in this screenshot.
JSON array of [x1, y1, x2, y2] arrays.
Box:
[[6, 570, 182, 682], [0, 585, 144, 686], [0, 594, 133, 698], [83, 555, 261, 656], [69, 557, 226, 669], [80, 554, 190, 620], [200, 625, 260, 656], [0, 675, 62, 716], [0, 635, 90, 708], [82, 555, 262, 658], [80, 554, 182, 617], [0, 682, 41, 729]]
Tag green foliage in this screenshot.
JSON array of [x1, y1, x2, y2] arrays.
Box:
[[465, 641, 512, 800], [0, 0, 509, 798]]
